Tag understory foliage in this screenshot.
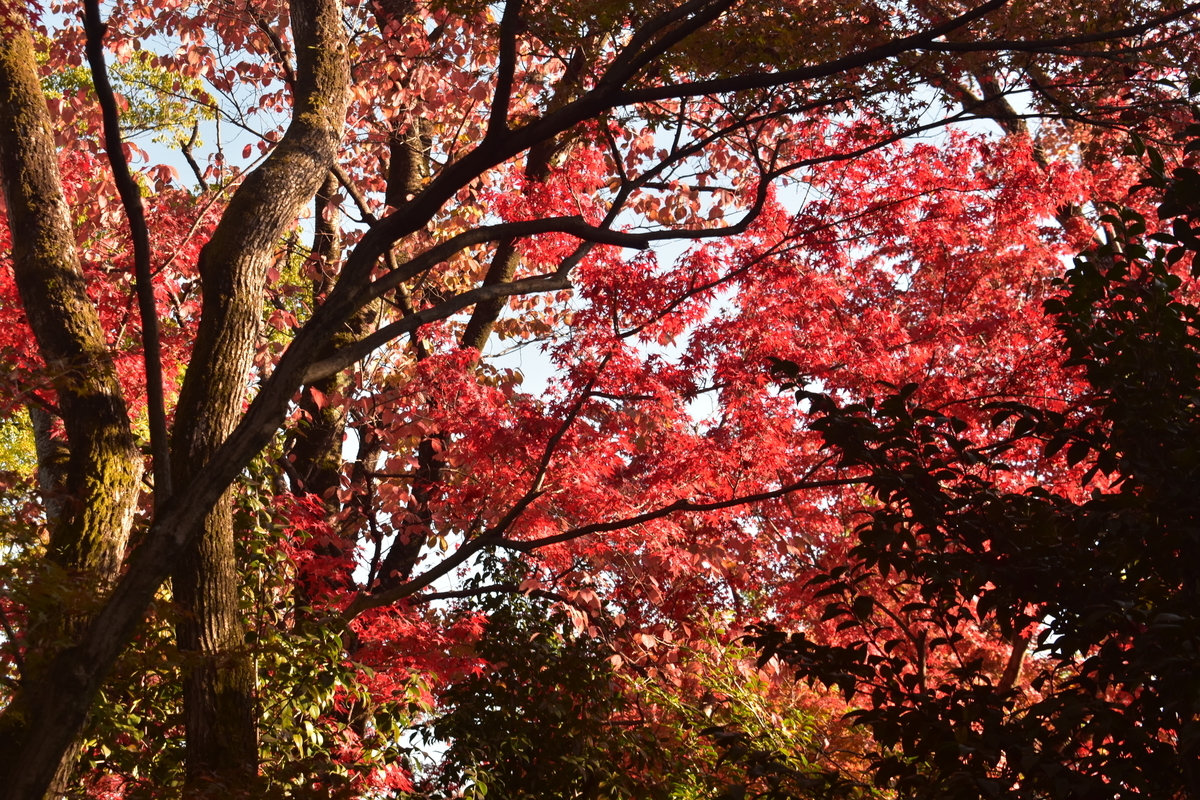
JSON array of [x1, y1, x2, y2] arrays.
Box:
[[413, 562, 851, 799], [0, 0, 1198, 797], [755, 134, 1200, 799]]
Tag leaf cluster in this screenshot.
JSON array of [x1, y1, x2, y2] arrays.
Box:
[[751, 133, 1200, 799], [410, 585, 666, 800]]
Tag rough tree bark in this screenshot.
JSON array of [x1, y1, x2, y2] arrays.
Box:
[[0, 12, 143, 798], [166, 0, 350, 788], [287, 173, 350, 505]]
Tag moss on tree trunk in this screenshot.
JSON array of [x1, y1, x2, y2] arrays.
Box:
[[0, 15, 142, 799]]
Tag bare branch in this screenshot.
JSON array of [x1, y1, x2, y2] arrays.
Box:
[[487, 0, 523, 140], [331, 162, 378, 223], [82, 0, 172, 502], [502, 475, 868, 552], [245, 1, 297, 86], [180, 121, 208, 191]]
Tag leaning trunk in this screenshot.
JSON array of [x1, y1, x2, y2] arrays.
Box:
[[167, 0, 350, 790], [0, 12, 142, 797]]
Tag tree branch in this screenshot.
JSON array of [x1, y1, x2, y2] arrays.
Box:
[[245, 0, 297, 86], [0, 0, 351, 792], [923, 3, 1200, 53], [502, 476, 868, 551], [82, 0, 172, 501], [611, 0, 1010, 104], [331, 162, 377, 223], [302, 270, 575, 384], [487, 0, 522, 140], [180, 120, 208, 191], [473, 355, 611, 543], [408, 582, 570, 606], [341, 475, 866, 622], [595, 0, 739, 93]]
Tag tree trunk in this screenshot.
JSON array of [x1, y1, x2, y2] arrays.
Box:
[[169, 500, 259, 793], [166, 0, 350, 789], [287, 173, 349, 504], [0, 13, 142, 798]]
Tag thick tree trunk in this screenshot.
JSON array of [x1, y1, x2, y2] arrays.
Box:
[[288, 174, 349, 504], [0, 5, 141, 585], [0, 13, 143, 798], [166, 0, 350, 789], [169, 501, 259, 793]]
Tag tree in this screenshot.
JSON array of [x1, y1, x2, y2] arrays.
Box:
[[0, 0, 1198, 796], [409, 558, 850, 799], [756, 133, 1200, 798]]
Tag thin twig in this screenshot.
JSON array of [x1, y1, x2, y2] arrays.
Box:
[[340, 473, 867, 622], [180, 120, 207, 190]]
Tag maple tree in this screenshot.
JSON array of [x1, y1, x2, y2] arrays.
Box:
[[755, 135, 1200, 799], [0, 0, 1198, 796]]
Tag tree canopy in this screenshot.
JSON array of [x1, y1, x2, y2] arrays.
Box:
[[0, 0, 1197, 797], [755, 134, 1200, 798]]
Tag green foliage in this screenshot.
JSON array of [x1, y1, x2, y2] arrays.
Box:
[[236, 464, 424, 798], [632, 632, 854, 800], [40, 47, 214, 144], [408, 560, 839, 800], [62, 459, 425, 798], [0, 415, 35, 478], [412, 592, 668, 800], [74, 609, 186, 798]]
